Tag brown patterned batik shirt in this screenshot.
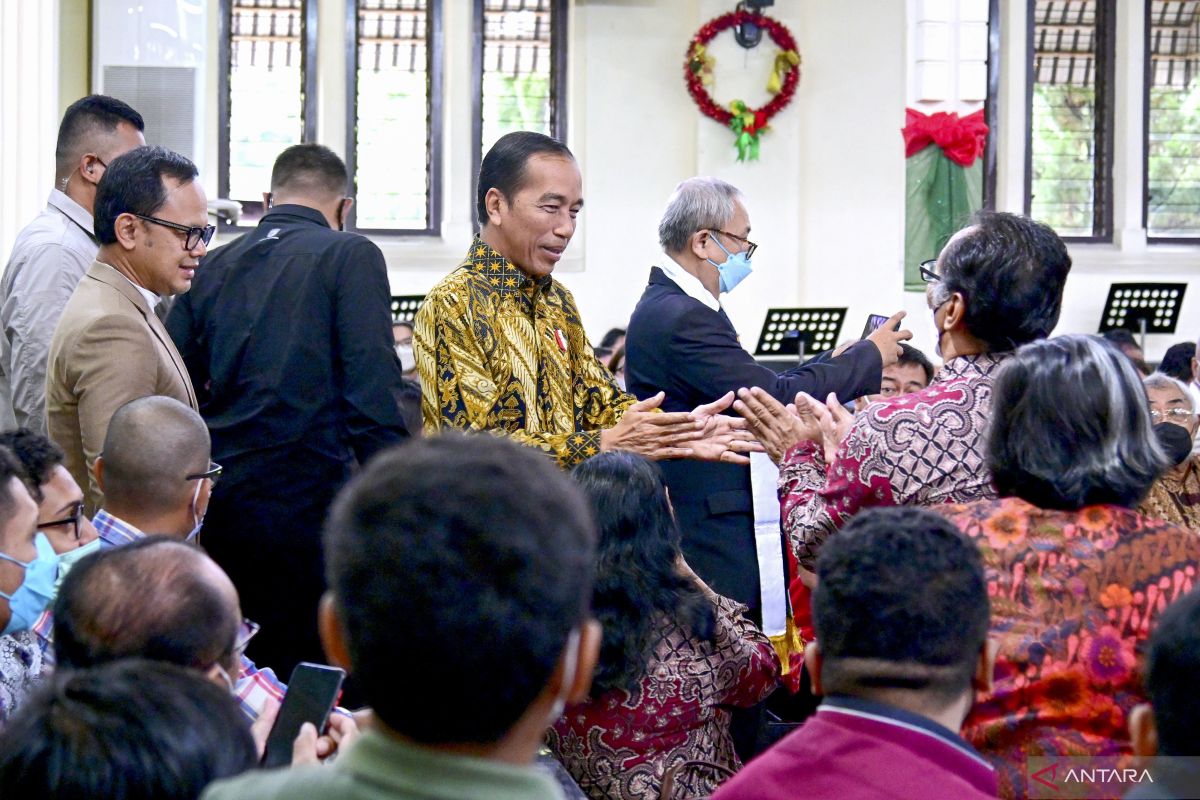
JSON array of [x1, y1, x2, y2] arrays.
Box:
[[414, 238, 637, 467]]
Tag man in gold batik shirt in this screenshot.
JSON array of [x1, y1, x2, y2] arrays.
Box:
[[415, 132, 752, 468]]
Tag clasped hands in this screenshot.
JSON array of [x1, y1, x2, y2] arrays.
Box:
[[599, 391, 763, 464], [732, 387, 854, 466]]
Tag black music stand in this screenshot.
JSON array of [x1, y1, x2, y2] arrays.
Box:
[[390, 295, 426, 322], [754, 307, 847, 369], [1097, 283, 1187, 352]]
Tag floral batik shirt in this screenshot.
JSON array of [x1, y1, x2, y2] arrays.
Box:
[[415, 238, 637, 467], [779, 353, 1009, 568], [935, 497, 1200, 799], [547, 593, 780, 800]]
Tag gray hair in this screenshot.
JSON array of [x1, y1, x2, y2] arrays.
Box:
[[658, 177, 744, 253], [1145, 373, 1196, 413]]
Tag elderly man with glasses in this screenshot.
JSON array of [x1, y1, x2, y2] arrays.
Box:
[[625, 177, 911, 632], [736, 211, 1073, 571], [45, 146, 209, 514], [46, 395, 288, 726]]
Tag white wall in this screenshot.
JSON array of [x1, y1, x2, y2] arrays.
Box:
[[34, 0, 1199, 362], [0, 1, 60, 264]]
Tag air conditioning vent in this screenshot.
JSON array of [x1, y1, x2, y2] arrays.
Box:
[[102, 65, 197, 161]]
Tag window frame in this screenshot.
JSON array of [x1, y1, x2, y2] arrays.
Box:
[[1023, 0, 1117, 243], [470, 0, 569, 228], [216, 0, 318, 232], [983, 0, 1001, 210], [344, 0, 445, 237], [1142, 0, 1200, 244]]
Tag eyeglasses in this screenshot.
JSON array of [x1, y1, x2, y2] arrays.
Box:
[[1151, 408, 1196, 422], [710, 230, 758, 259], [132, 213, 215, 251], [920, 259, 941, 282], [234, 618, 260, 661], [42, 501, 85, 542], [186, 461, 223, 487]]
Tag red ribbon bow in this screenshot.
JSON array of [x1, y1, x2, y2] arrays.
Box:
[[902, 108, 988, 167]]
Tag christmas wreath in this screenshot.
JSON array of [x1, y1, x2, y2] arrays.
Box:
[[685, 11, 801, 161]]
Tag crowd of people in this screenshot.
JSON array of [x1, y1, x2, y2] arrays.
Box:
[[0, 93, 1196, 800]]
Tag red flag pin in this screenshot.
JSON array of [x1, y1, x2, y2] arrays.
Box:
[[554, 329, 568, 353]]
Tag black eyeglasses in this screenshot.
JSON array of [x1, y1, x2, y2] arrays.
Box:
[[186, 461, 223, 487], [133, 213, 215, 250], [42, 501, 85, 541], [919, 259, 941, 282], [710, 230, 758, 259]]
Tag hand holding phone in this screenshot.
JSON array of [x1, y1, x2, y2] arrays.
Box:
[[260, 663, 346, 769], [861, 313, 900, 339]]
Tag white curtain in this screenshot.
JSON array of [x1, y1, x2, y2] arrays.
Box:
[[0, 0, 59, 265]]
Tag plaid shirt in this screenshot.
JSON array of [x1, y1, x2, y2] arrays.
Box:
[[90, 509, 287, 719]]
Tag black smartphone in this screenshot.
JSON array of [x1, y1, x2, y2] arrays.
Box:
[[861, 314, 898, 339], [260, 663, 346, 768]]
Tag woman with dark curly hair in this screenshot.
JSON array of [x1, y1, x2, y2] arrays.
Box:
[[547, 452, 779, 800], [934, 334, 1200, 799]]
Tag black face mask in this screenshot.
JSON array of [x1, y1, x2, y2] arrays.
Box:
[[1154, 422, 1194, 467]]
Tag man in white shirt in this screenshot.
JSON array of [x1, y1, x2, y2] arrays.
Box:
[[0, 95, 144, 432]]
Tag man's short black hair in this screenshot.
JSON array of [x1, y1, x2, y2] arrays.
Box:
[[0, 659, 255, 800], [939, 211, 1072, 353], [0, 429, 64, 504], [1145, 588, 1200, 756], [93, 146, 199, 245], [1158, 341, 1196, 384], [53, 537, 239, 673], [813, 507, 989, 705], [270, 143, 348, 198], [895, 342, 935, 386], [324, 433, 595, 744], [55, 94, 144, 177], [0, 445, 27, 525], [476, 131, 574, 222]]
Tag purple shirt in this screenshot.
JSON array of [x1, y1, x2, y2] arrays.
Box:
[[713, 695, 996, 800]]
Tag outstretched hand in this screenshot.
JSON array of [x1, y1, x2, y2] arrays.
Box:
[[733, 387, 822, 465], [601, 392, 703, 460]]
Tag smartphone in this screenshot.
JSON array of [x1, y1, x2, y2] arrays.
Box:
[[861, 314, 899, 339], [260, 663, 346, 768]]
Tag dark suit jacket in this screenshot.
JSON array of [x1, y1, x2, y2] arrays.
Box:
[[626, 267, 882, 612]]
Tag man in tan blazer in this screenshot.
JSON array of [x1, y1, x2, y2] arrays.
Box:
[[46, 146, 210, 513]]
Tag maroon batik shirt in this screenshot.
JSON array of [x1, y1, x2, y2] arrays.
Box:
[[779, 353, 1009, 567]]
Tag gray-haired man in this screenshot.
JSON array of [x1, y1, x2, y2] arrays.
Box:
[[625, 176, 909, 622]]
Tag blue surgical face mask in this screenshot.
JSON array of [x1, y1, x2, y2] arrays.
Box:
[[54, 537, 100, 591], [0, 533, 61, 635], [707, 233, 753, 293]]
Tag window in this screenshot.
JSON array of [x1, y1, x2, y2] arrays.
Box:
[[472, 0, 568, 221], [217, 0, 316, 230], [1025, 0, 1116, 240], [1145, 1, 1200, 240], [347, 0, 443, 235]]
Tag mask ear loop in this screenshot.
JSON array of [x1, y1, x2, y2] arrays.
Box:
[[547, 627, 581, 723]]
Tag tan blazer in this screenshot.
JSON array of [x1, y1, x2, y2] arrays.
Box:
[[46, 261, 198, 514]]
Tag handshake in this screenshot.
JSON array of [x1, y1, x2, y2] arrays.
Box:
[[602, 310, 912, 465]]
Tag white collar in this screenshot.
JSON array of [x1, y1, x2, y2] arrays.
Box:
[[102, 262, 161, 310], [47, 189, 96, 239], [658, 257, 720, 312]]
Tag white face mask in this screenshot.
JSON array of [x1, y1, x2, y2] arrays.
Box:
[[547, 628, 581, 724], [395, 343, 415, 372]]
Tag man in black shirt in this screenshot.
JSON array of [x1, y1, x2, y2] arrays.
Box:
[[167, 144, 408, 679]]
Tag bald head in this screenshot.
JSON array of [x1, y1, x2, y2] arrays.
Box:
[[100, 396, 211, 515], [53, 537, 240, 674]]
